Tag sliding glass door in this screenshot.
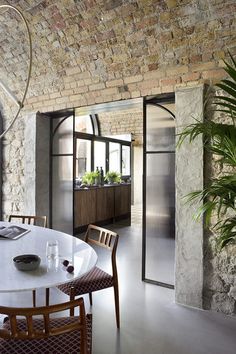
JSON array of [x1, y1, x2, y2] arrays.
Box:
[[51, 113, 74, 234], [143, 95, 175, 288]]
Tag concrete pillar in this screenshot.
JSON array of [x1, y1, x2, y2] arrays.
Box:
[[24, 113, 36, 214], [175, 85, 204, 308], [24, 112, 50, 221]]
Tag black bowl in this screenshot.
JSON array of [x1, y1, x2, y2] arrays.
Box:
[[13, 254, 41, 271]]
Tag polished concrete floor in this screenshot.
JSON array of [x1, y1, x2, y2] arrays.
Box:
[[1, 222, 236, 354]]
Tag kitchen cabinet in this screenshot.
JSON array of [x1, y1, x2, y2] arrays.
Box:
[[74, 184, 131, 233]]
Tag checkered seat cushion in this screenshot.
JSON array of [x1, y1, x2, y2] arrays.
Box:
[[58, 266, 114, 296], [0, 314, 92, 354]]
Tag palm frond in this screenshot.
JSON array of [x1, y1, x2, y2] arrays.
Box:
[[220, 79, 236, 92], [216, 83, 236, 99], [215, 217, 236, 249], [183, 175, 236, 226], [178, 53, 236, 249], [183, 190, 203, 204], [211, 136, 236, 166], [179, 118, 236, 153], [213, 101, 236, 114], [228, 51, 236, 67], [194, 201, 216, 224], [223, 59, 236, 82], [214, 96, 236, 107]]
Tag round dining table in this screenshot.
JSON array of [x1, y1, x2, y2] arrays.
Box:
[[0, 222, 97, 293]]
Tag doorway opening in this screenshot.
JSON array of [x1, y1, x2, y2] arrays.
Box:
[[48, 99, 143, 235], [44, 95, 176, 289]]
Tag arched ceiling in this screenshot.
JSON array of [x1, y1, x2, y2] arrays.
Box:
[[1, 0, 163, 98], [0, 0, 235, 104]]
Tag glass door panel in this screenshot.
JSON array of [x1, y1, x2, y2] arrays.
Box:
[[51, 115, 73, 235], [109, 142, 121, 173], [94, 141, 106, 172], [146, 103, 175, 151], [52, 116, 73, 155], [74, 114, 93, 133], [146, 153, 175, 284], [52, 155, 73, 235], [75, 139, 91, 179], [122, 145, 130, 176], [143, 98, 175, 288]]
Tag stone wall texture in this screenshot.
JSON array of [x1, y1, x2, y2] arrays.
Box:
[[203, 102, 236, 315], [0, 0, 236, 315], [0, 99, 25, 219]]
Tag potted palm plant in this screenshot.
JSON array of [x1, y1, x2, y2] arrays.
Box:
[[178, 53, 236, 249]]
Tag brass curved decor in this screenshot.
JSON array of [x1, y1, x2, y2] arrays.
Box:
[[0, 4, 32, 139]]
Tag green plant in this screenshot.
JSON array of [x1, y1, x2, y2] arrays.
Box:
[[105, 171, 121, 184], [82, 170, 99, 185], [178, 53, 236, 249]]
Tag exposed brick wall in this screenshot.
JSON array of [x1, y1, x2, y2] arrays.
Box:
[[0, 0, 235, 114], [99, 109, 143, 146]]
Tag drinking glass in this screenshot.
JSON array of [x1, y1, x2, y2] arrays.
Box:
[[47, 257, 59, 272], [46, 240, 59, 260]]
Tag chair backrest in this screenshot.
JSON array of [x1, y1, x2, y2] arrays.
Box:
[[0, 298, 88, 353], [84, 224, 119, 279], [8, 215, 47, 228]]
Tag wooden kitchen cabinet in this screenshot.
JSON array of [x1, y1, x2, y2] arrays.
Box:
[[74, 184, 131, 233], [115, 185, 131, 217], [74, 189, 96, 229], [96, 186, 115, 222]]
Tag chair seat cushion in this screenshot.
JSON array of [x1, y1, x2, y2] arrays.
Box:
[[58, 266, 114, 296], [0, 314, 92, 354]]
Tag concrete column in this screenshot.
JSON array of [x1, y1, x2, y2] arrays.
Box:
[[24, 113, 36, 214], [24, 112, 50, 222], [175, 85, 204, 308]]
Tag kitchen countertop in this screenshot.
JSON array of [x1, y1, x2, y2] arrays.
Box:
[[74, 182, 131, 190]]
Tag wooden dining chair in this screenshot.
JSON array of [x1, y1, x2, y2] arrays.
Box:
[[58, 224, 120, 328], [8, 214, 47, 307], [0, 298, 92, 354], [8, 214, 47, 228]]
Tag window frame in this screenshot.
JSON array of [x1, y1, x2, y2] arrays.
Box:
[[74, 131, 131, 178]]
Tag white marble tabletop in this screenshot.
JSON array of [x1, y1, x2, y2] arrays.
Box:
[[0, 222, 97, 293]]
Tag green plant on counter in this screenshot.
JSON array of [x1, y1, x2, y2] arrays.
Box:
[[105, 171, 121, 184], [178, 53, 236, 250], [82, 170, 100, 185]]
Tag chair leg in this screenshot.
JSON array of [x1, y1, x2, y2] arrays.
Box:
[[46, 288, 50, 306], [113, 282, 120, 329], [89, 292, 93, 306], [32, 290, 36, 307], [70, 287, 75, 316]]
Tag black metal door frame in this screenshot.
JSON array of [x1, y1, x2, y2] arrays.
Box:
[[49, 109, 74, 230], [142, 93, 175, 289]]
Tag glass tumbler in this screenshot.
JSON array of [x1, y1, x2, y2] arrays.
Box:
[[46, 240, 59, 260]]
